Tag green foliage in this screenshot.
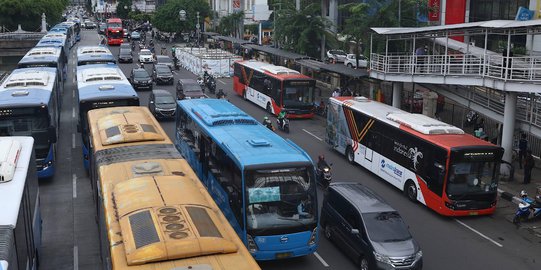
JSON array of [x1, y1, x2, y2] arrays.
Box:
[[152, 0, 210, 33], [217, 12, 244, 37], [116, 0, 132, 19], [0, 0, 68, 31]]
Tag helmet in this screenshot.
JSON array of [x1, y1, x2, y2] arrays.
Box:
[[318, 155, 325, 161], [520, 190, 528, 197], [264, 116, 269, 120]]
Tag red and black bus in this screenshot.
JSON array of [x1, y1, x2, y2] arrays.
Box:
[[233, 60, 315, 119], [106, 18, 123, 45], [326, 96, 504, 216]]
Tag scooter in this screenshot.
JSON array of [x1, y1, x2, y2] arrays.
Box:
[[276, 117, 290, 133], [513, 197, 541, 224], [263, 118, 274, 131], [208, 79, 216, 94], [316, 163, 332, 188], [197, 76, 204, 87]]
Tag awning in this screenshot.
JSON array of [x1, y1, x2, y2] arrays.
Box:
[[213, 35, 252, 45], [244, 44, 308, 60], [296, 59, 368, 78]]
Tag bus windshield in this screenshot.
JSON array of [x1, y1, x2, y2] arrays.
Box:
[[0, 113, 50, 154], [283, 81, 314, 107], [108, 30, 123, 39], [108, 23, 122, 28], [245, 166, 316, 235], [446, 159, 499, 198]]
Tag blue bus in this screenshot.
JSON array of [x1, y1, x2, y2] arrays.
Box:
[[76, 64, 139, 169], [76, 46, 116, 66], [65, 18, 81, 42], [0, 68, 60, 178], [50, 24, 75, 48], [0, 136, 41, 270], [35, 34, 69, 57], [18, 46, 68, 84], [175, 99, 318, 261]]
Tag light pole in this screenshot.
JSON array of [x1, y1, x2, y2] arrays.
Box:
[[196, 11, 200, 45]]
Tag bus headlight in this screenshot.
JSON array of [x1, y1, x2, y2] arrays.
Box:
[[308, 227, 317, 245], [246, 234, 258, 253]]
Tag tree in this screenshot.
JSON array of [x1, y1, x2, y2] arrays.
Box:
[[116, 0, 132, 19], [217, 12, 244, 38], [0, 0, 68, 31], [274, 2, 329, 58], [340, 3, 370, 68], [152, 0, 210, 33]]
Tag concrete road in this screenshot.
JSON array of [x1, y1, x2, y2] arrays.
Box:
[[37, 29, 541, 270]]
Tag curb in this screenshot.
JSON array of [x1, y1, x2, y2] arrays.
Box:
[[497, 188, 522, 204]]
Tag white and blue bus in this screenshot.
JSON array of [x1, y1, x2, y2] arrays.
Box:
[[38, 33, 69, 54], [76, 64, 139, 169], [0, 137, 41, 270], [76, 46, 116, 66], [0, 68, 60, 178], [65, 18, 81, 42], [17, 47, 67, 84], [175, 99, 318, 261], [50, 24, 75, 48]]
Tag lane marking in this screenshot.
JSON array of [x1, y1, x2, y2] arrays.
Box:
[[218, 79, 226, 85], [72, 134, 76, 149], [303, 129, 323, 141], [72, 174, 77, 198], [73, 245, 79, 270], [455, 219, 503, 248], [72, 107, 76, 118], [314, 252, 329, 267], [72, 90, 75, 98]]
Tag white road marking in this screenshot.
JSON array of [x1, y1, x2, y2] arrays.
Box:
[[72, 134, 76, 149], [218, 79, 226, 85], [455, 219, 503, 248], [73, 245, 79, 270], [172, 70, 178, 74], [72, 107, 76, 118], [314, 252, 330, 267], [303, 129, 323, 141], [72, 174, 77, 198]]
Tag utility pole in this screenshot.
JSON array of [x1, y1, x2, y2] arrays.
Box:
[[296, 0, 301, 11]]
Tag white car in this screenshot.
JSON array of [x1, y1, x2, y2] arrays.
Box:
[[139, 49, 154, 63], [344, 54, 368, 68], [326, 49, 348, 63]]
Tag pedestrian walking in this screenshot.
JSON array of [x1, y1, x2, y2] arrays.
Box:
[[524, 150, 534, 184], [519, 133, 528, 169], [415, 45, 427, 73]]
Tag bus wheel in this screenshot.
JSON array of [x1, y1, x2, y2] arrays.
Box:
[[266, 103, 273, 114], [346, 146, 355, 164], [404, 180, 417, 202]]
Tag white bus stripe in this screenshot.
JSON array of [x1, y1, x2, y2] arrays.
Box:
[[72, 174, 77, 199], [314, 252, 330, 267], [455, 219, 503, 247], [303, 129, 323, 141]]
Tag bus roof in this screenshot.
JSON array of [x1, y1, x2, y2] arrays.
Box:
[[76, 64, 136, 101], [332, 97, 495, 149], [43, 33, 67, 39], [0, 136, 34, 226], [18, 47, 62, 65], [178, 99, 312, 167], [0, 68, 57, 107], [236, 60, 312, 80], [76, 46, 114, 64], [77, 45, 111, 55], [35, 38, 65, 48]]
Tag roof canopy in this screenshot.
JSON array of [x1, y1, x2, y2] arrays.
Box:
[[244, 44, 308, 60], [296, 59, 368, 78]]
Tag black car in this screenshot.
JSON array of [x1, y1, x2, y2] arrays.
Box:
[[118, 48, 133, 63], [176, 79, 206, 100], [155, 55, 174, 70], [98, 22, 106, 34], [152, 64, 174, 85], [129, 68, 153, 91], [321, 182, 423, 270], [149, 89, 177, 119]]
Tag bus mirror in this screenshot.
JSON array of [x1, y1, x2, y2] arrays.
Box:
[[48, 127, 57, 143]]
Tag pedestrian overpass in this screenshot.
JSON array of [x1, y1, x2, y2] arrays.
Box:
[[368, 20, 541, 164]]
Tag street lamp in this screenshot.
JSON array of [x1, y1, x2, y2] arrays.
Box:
[[196, 11, 200, 44]]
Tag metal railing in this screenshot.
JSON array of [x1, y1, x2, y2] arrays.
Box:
[[0, 32, 45, 40], [370, 53, 541, 83]]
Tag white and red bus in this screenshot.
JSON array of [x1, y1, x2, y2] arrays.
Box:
[[105, 18, 123, 45], [326, 96, 504, 216], [233, 60, 315, 118]]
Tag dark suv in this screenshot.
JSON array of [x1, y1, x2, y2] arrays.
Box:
[[129, 68, 153, 91], [149, 89, 176, 119], [152, 64, 174, 85], [176, 79, 206, 100], [321, 182, 423, 270]]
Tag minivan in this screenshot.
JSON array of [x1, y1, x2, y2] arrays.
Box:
[[176, 79, 206, 100], [149, 90, 176, 119], [321, 182, 423, 270]]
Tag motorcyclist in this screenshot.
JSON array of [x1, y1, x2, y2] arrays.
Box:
[[317, 155, 329, 171], [203, 70, 210, 82], [277, 111, 286, 128], [262, 116, 273, 130], [216, 89, 226, 99]]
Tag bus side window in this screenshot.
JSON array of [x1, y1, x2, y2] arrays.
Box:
[[270, 79, 281, 106]]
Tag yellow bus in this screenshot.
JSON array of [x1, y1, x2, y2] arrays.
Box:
[[87, 106, 261, 270]]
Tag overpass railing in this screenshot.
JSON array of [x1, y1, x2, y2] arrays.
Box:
[[0, 33, 45, 40]]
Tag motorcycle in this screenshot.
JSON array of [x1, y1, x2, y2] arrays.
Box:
[[138, 41, 145, 50], [513, 197, 541, 224], [208, 79, 217, 94], [464, 111, 479, 127], [216, 91, 227, 100], [316, 162, 333, 189], [197, 77, 205, 87], [276, 117, 290, 133], [263, 118, 274, 131]]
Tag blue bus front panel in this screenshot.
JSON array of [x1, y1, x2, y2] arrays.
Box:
[[252, 230, 318, 261], [37, 145, 55, 178]]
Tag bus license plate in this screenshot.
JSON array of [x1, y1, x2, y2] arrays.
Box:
[[469, 212, 478, 216], [276, 252, 292, 259]]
